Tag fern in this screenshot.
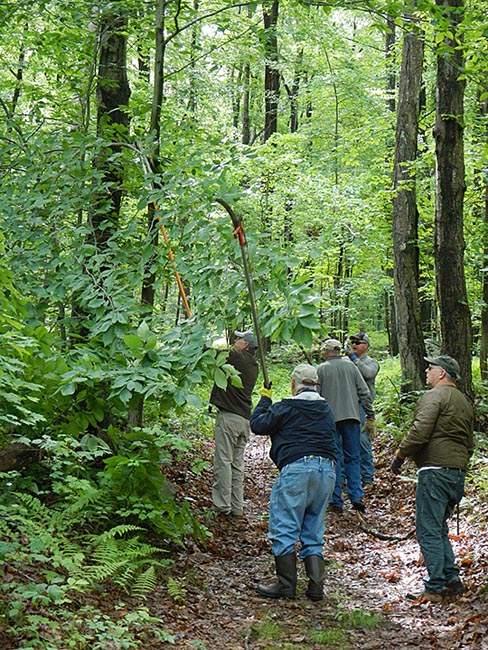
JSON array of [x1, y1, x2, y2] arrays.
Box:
[[68, 528, 170, 596], [0, 492, 170, 600], [131, 566, 158, 599], [167, 576, 187, 603]]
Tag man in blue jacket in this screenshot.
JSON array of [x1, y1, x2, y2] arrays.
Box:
[[250, 364, 337, 601]]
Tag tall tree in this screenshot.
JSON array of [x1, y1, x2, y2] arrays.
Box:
[[89, 3, 131, 249], [392, 7, 426, 392], [385, 16, 399, 357], [433, 0, 473, 398], [73, 2, 131, 342], [478, 94, 488, 380], [263, 0, 279, 141]]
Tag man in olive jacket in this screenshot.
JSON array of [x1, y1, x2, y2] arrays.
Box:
[[390, 355, 474, 603]]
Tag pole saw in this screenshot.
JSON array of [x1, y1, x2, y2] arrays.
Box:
[[215, 198, 271, 389], [138, 145, 191, 319]]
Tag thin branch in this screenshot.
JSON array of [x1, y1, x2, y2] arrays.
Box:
[[164, 1, 258, 46]]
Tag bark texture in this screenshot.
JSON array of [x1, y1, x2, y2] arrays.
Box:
[[434, 0, 473, 398], [263, 0, 279, 142], [392, 15, 426, 391]]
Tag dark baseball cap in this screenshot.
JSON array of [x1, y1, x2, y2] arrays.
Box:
[[424, 355, 460, 379], [350, 331, 370, 344], [234, 330, 257, 348]]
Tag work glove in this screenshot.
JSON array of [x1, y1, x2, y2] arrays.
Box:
[[361, 418, 377, 439], [343, 340, 358, 359], [260, 383, 273, 399], [390, 453, 405, 475]]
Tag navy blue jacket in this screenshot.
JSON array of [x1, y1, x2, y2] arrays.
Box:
[[250, 390, 337, 470]]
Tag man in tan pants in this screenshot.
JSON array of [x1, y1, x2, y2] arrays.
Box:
[[210, 331, 259, 518]]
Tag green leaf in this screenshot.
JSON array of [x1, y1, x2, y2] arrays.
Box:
[[213, 367, 228, 389]]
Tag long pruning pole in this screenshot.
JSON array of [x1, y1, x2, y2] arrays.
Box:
[[138, 148, 191, 319], [215, 198, 270, 388]]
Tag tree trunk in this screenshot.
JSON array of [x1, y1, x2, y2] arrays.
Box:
[[481, 171, 488, 380], [141, 1, 166, 313], [89, 5, 131, 247], [475, 94, 488, 380], [187, 0, 200, 117], [392, 10, 426, 392], [242, 61, 251, 144], [385, 17, 398, 356], [263, 0, 279, 141], [433, 0, 473, 399], [0, 443, 42, 472], [289, 47, 303, 133], [71, 3, 130, 343]]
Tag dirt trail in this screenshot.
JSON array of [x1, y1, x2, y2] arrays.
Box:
[[151, 435, 488, 649]]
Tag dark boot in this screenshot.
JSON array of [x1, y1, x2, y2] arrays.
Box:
[[304, 555, 324, 601], [256, 553, 296, 599]]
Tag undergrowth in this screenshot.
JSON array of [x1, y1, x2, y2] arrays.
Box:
[[0, 489, 175, 647], [1, 348, 487, 647]]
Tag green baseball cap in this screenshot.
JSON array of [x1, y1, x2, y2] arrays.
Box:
[[424, 355, 460, 379]]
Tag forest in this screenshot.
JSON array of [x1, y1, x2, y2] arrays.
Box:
[[1, 0, 488, 647]]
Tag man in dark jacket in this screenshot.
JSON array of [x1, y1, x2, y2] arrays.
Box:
[[390, 355, 474, 603], [210, 330, 259, 518], [250, 364, 337, 601]]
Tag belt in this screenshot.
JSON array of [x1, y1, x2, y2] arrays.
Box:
[[302, 455, 335, 468]]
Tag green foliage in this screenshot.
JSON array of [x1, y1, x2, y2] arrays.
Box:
[[1, 8, 488, 647], [335, 606, 383, 630], [310, 627, 347, 645], [252, 617, 283, 641], [0, 490, 177, 646], [0, 492, 169, 597], [0, 604, 174, 650], [167, 576, 187, 603]]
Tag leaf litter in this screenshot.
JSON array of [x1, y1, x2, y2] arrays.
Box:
[[146, 434, 488, 649]]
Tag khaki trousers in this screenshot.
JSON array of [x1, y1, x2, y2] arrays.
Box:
[[212, 410, 250, 515]]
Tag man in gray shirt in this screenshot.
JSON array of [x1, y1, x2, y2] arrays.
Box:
[[317, 339, 375, 513], [344, 331, 380, 487]]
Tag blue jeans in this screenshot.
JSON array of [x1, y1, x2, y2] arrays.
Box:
[[416, 468, 466, 594], [330, 420, 363, 507], [268, 456, 336, 557], [359, 404, 374, 484]]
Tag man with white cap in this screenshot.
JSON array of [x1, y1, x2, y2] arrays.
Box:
[[317, 339, 376, 513], [250, 364, 337, 601], [209, 330, 259, 518]]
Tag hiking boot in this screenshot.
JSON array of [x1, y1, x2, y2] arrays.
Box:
[[446, 580, 464, 597], [351, 500, 365, 513], [328, 504, 343, 514], [406, 590, 444, 603]]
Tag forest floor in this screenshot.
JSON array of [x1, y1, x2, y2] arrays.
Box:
[[147, 433, 488, 649]]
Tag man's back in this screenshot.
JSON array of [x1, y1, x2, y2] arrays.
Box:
[[317, 357, 372, 422]]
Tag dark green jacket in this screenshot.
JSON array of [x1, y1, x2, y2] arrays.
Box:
[[399, 384, 474, 470]]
